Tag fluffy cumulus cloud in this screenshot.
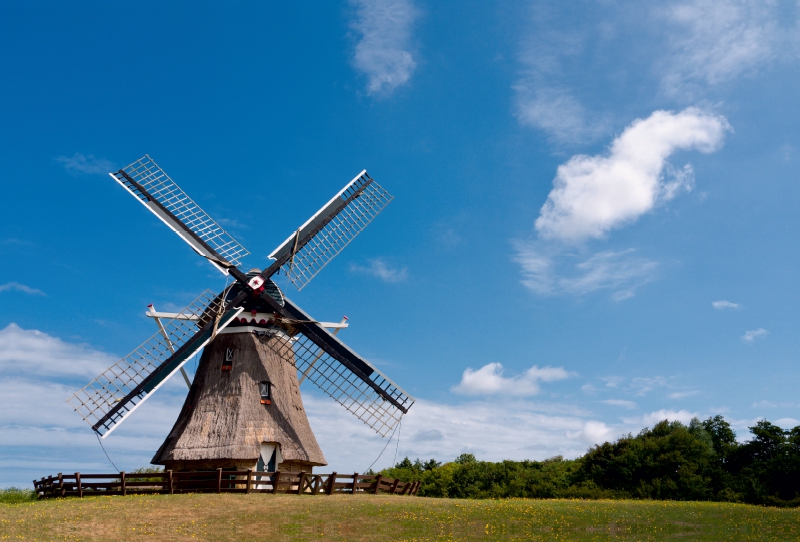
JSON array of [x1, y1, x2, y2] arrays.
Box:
[[0, 323, 187, 487], [350, 0, 419, 96], [304, 393, 622, 472], [55, 153, 114, 176], [513, 245, 658, 300], [712, 300, 740, 310], [535, 108, 730, 241], [349, 258, 408, 283], [742, 328, 768, 342], [451, 362, 572, 397]]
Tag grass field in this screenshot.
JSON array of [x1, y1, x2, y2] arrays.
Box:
[[2, 493, 799, 541]]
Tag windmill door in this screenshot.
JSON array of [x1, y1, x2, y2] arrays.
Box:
[[255, 442, 282, 490]]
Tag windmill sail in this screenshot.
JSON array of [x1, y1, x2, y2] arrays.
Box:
[[268, 171, 393, 290], [269, 297, 414, 436], [68, 291, 244, 437], [111, 155, 249, 274]]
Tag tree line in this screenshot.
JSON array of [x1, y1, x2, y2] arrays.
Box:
[[380, 416, 800, 506]]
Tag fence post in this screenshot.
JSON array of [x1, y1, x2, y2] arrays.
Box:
[[390, 478, 400, 494], [297, 471, 307, 495], [326, 472, 337, 495], [351, 472, 359, 494], [373, 474, 382, 495], [216, 468, 222, 493], [75, 473, 82, 498], [58, 473, 64, 498], [412, 481, 420, 496], [121, 472, 126, 497], [168, 470, 174, 495], [272, 471, 281, 494], [246, 469, 252, 494]]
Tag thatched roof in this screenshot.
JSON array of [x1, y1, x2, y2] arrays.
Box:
[[152, 332, 327, 467]]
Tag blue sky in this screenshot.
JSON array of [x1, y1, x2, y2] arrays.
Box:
[[2, 0, 800, 486]]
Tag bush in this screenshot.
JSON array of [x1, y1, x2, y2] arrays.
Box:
[[380, 415, 800, 506], [0, 487, 36, 504]]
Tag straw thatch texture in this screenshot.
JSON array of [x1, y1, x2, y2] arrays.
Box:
[[152, 331, 327, 472]]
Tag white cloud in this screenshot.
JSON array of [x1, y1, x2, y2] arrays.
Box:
[[0, 323, 112, 379], [591, 375, 673, 397], [535, 108, 730, 242], [512, 8, 613, 146], [712, 300, 739, 310], [514, 85, 610, 145], [660, 1, 792, 98], [567, 420, 616, 445], [304, 393, 620, 471], [0, 324, 685, 485], [514, 244, 658, 300], [349, 258, 408, 283], [630, 376, 670, 396], [624, 409, 698, 427], [0, 323, 187, 487], [742, 328, 768, 342], [452, 362, 573, 397], [0, 282, 44, 296], [602, 376, 625, 388], [668, 391, 700, 399], [602, 399, 637, 409], [55, 153, 114, 176], [753, 400, 778, 408], [774, 418, 800, 429], [350, 0, 419, 96]]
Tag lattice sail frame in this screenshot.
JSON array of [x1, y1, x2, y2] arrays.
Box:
[[269, 171, 393, 290], [68, 290, 243, 437], [265, 331, 414, 436], [111, 155, 249, 272]]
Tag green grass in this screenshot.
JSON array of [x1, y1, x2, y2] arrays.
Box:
[[0, 487, 35, 504], [1, 494, 799, 541]]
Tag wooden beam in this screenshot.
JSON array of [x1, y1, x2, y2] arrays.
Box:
[[326, 472, 337, 495], [272, 471, 281, 494]]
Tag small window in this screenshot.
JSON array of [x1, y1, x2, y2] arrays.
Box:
[[222, 347, 234, 371], [259, 381, 271, 405]]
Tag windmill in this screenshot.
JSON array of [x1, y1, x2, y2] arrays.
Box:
[[68, 155, 414, 473]]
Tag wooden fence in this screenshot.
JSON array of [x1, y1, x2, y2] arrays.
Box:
[[33, 470, 420, 499]]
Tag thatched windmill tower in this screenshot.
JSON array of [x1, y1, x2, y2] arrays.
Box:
[[152, 275, 327, 473], [68, 155, 414, 474]]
